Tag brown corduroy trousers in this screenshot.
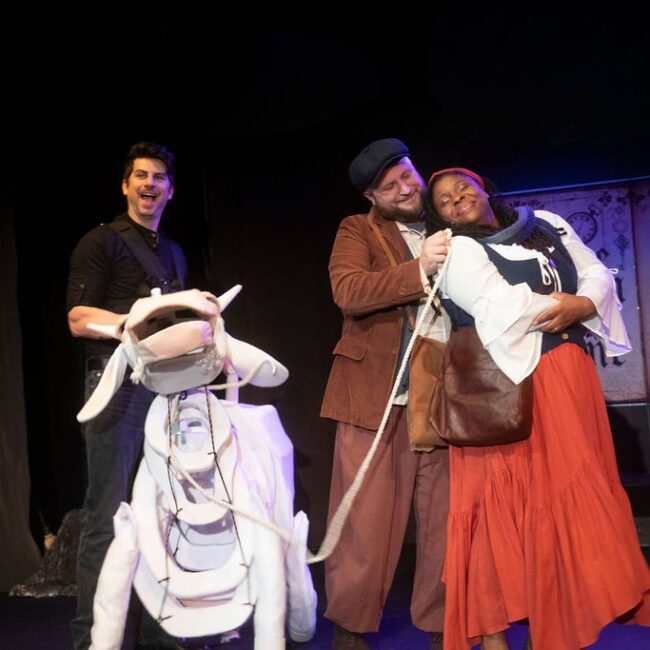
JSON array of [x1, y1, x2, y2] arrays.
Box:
[[324, 405, 449, 633]]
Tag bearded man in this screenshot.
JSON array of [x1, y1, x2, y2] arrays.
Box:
[[320, 138, 451, 650]]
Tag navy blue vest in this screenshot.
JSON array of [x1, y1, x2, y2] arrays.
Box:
[[442, 218, 587, 355]]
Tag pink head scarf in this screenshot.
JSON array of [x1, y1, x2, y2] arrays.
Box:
[[428, 167, 485, 189]]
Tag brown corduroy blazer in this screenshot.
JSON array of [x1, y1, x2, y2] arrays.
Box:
[[320, 209, 427, 431]]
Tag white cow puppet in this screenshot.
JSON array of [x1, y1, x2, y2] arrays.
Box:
[[77, 287, 317, 650]]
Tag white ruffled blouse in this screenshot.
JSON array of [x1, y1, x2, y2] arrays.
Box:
[[439, 210, 631, 384]]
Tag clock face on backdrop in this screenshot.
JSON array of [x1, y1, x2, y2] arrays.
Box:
[[566, 211, 598, 244]]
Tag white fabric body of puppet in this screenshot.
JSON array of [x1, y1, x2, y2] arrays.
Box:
[[78, 287, 316, 650]]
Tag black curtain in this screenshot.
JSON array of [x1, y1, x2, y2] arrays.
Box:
[[0, 196, 41, 589]]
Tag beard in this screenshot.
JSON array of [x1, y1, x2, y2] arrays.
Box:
[[374, 189, 425, 222]]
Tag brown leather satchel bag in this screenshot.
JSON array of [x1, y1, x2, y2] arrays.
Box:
[[430, 326, 533, 447], [408, 334, 448, 451]]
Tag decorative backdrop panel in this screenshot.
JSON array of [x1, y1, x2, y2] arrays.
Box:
[[504, 180, 649, 403]]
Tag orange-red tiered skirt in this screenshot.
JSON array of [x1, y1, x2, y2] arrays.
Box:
[[443, 344, 650, 650]]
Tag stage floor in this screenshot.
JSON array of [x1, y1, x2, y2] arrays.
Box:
[[2, 546, 650, 649]]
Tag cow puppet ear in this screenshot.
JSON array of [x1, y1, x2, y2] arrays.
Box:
[[225, 334, 289, 387], [77, 345, 129, 423]]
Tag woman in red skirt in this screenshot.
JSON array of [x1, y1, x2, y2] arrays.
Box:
[[424, 168, 650, 650]]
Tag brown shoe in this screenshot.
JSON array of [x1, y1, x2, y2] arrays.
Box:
[[430, 631, 444, 650], [332, 624, 370, 649]]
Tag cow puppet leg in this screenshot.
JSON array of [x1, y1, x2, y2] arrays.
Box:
[[90, 503, 139, 650]]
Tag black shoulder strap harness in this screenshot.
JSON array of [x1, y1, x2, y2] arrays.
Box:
[[108, 219, 186, 294]]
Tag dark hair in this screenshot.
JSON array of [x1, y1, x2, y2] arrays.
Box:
[[122, 142, 176, 186], [424, 171, 557, 254]]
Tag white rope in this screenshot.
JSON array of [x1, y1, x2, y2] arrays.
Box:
[[139, 357, 299, 549], [306, 230, 453, 564], [164, 235, 455, 562], [206, 359, 269, 392], [167, 448, 297, 546]]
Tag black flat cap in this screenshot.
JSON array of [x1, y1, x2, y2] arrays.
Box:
[[348, 138, 410, 190]]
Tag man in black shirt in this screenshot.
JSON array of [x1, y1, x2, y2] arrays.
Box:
[[67, 142, 187, 650]]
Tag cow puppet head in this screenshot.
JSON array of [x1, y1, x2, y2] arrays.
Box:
[[77, 285, 288, 422]]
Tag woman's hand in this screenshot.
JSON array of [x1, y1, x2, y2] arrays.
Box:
[[531, 291, 596, 333]]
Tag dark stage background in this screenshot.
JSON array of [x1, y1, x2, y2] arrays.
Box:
[[2, 12, 650, 588]]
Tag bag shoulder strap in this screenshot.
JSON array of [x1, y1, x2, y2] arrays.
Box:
[[368, 212, 400, 267], [367, 213, 444, 328], [368, 213, 416, 328], [108, 220, 182, 292], [168, 240, 187, 290]]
